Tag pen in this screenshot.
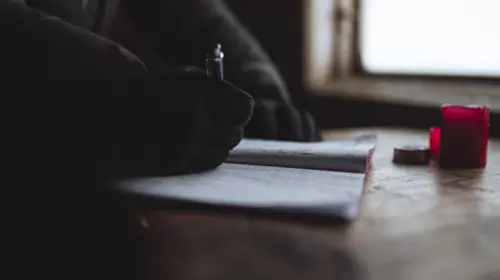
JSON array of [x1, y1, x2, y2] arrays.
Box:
[[205, 43, 224, 81]]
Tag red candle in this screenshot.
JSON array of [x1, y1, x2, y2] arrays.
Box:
[[429, 127, 440, 159], [438, 105, 489, 168]]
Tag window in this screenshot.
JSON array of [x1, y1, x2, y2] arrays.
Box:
[[361, 0, 500, 77], [304, 0, 500, 109]]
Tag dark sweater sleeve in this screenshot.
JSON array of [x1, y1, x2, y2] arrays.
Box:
[[1, 1, 147, 79], [121, 0, 292, 105], [0, 1, 151, 179]]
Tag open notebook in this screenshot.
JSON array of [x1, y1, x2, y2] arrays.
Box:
[[116, 133, 377, 221]]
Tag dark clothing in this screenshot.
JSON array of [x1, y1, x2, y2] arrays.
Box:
[[24, 0, 289, 100], [3, 2, 318, 278], [6, 0, 320, 141]]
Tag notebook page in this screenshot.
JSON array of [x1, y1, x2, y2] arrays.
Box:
[[227, 133, 377, 173], [116, 163, 366, 220]]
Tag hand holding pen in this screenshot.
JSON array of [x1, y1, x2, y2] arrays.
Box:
[[206, 43, 224, 81]]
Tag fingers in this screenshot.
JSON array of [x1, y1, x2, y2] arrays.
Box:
[[144, 72, 254, 128], [301, 111, 322, 142], [116, 71, 255, 176], [243, 98, 279, 139], [208, 80, 254, 126], [180, 125, 243, 173], [185, 125, 242, 173], [275, 103, 304, 141], [210, 126, 244, 150], [190, 149, 230, 172], [240, 97, 315, 142]]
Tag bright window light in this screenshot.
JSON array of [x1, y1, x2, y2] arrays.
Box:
[[361, 0, 500, 77]]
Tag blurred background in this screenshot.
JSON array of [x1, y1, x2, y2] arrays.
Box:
[[225, 0, 500, 135]]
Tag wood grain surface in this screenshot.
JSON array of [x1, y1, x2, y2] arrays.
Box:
[[132, 128, 500, 280]]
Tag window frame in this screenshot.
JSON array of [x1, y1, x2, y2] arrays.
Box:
[[303, 0, 500, 110]]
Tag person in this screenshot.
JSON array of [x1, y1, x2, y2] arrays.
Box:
[[2, 0, 320, 177], [3, 1, 321, 279]]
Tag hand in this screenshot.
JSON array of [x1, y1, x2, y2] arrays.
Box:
[[243, 96, 321, 142], [231, 72, 321, 142], [120, 69, 254, 176]]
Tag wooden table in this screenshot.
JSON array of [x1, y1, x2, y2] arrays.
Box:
[[131, 128, 500, 280]]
